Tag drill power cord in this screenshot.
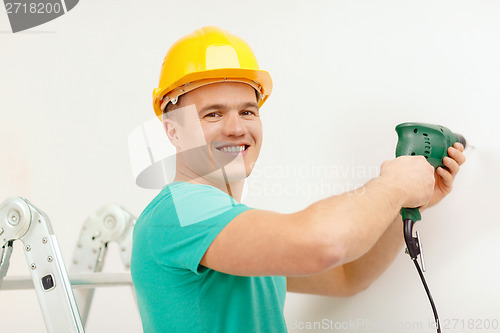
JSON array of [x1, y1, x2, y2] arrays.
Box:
[[404, 219, 441, 333]]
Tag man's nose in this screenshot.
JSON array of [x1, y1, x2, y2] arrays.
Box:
[[222, 111, 246, 136]]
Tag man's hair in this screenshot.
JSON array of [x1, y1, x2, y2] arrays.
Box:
[[162, 95, 183, 118]]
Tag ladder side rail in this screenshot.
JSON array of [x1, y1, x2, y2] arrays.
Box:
[[0, 197, 85, 333], [70, 204, 136, 325]]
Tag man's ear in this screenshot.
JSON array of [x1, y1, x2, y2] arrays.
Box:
[[163, 118, 181, 149]]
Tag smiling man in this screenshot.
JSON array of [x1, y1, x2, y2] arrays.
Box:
[[130, 26, 466, 333]]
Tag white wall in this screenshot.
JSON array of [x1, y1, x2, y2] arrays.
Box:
[[1, 0, 499, 332]]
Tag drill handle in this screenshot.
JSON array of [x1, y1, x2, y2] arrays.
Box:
[[400, 207, 421, 222]]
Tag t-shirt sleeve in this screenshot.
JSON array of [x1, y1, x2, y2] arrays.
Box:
[[146, 184, 252, 274]]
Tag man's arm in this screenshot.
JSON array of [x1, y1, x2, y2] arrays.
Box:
[[286, 143, 466, 296], [286, 214, 403, 296], [200, 156, 435, 277]]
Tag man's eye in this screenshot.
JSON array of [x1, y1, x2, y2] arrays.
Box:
[[204, 112, 220, 118], [241, 110, 256, 116]]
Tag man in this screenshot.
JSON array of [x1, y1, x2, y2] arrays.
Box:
[[130, 26, 466, 332]]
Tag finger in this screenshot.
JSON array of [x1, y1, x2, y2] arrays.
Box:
[[443, 156, 460, 178], [436, 166, 454, 188], [453, 142, 465, 152], [448, 146, 466, 165]]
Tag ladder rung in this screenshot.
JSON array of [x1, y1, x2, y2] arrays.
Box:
[[1, 272, 132, 290]]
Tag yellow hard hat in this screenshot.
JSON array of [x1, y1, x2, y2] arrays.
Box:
[[152, 26, 273, 118]]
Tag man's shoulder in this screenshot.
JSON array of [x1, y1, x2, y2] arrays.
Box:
[[161, 181, 238, 211]]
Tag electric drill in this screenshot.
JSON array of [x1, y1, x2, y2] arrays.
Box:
[[395, 122, 466, 333], [395, 122, 466, 256]]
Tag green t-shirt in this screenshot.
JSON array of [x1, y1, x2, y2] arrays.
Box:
[[131, 181, 287, 332]]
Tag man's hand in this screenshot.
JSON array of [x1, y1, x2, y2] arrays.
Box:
[[380, 155, 436, 208], [423, 142, 466, 210]]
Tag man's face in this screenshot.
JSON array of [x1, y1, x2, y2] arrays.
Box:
[[168, 82, 263, 182]]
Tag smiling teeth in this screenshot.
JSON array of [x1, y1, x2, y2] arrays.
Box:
[[220, 145, 245, 152]]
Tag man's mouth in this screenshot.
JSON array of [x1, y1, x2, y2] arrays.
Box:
[[215, 144, 250, 153]]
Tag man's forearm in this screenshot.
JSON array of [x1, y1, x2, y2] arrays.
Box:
[[296, 175, 406, 266], [341, 214, 404, 293]]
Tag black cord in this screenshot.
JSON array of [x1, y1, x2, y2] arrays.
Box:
[[403, 219, 440, 333], [412, 258, 441, 333]]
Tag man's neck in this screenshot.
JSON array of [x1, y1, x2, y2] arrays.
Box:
[[173, 173, 245, 202]]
